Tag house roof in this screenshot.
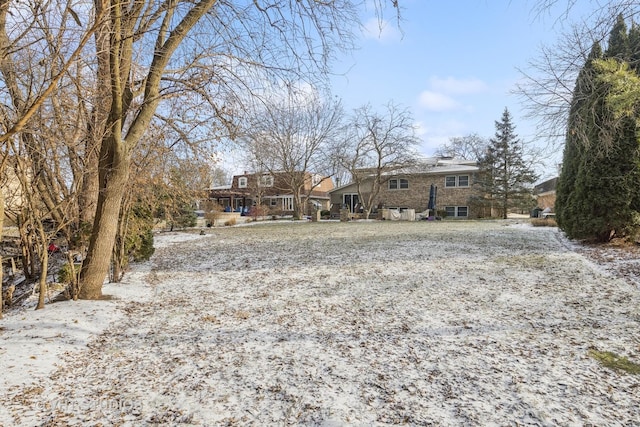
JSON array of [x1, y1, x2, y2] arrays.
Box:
[[210, 184, 231, 191], [534, 177, 558, 194]]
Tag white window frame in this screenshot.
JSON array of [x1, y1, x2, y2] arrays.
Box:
[[445, 176, 457, 188], [445, 175, 470, 188], [238, 177, 247, 188], [343, 193, 359, 212], [260, 175, 274, 187], [389, 178, 408, 190], [283, 196, 294, 211], [444, 206, 469, 217]]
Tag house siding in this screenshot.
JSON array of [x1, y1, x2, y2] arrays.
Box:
[[329, 159, 486, 218], [210, 171, 333, 214], [536, 193, 556, 211], [377, 174, 480, 217], [534, 177, 558, 212]]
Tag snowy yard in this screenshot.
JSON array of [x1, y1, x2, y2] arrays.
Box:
[[1, 220, 640, 425]]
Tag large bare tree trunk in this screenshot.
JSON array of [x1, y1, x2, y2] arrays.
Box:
[[79, 136, 130, 299], [0, 183, 4, 319], [78, 0, 217, 299], [78, 10, 111, 229]]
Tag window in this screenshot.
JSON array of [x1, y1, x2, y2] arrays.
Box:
[[283, 196, 294, 211], [343, 193, 359, 212], [389, 178, 408, 190], [445, 175, 469, 187], [445, 206, 469, 217], [260, 175, 274, 187], [312, 174, 322, 186], [270, 198, 277, 207], [238, 177, 247, 188]]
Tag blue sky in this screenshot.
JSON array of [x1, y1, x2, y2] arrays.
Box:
[[330, 0, 592, 180]]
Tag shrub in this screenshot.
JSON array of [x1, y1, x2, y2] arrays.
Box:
[[58, 262, 81, 284], [225, 217, 237, 226], [250, 205, 270, 220], [205, 202, 224, 226], [128, 228, 155, 262], [125, 203, 155, 262], [531, 218, 557, 227]]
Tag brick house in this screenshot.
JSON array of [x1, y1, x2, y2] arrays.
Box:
[[208, 171, 333, 215], [534, 177, 558, 212], [329, 158, 485, 219]]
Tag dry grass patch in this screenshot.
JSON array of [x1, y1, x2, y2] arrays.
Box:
[[531, 218, 557, 227]]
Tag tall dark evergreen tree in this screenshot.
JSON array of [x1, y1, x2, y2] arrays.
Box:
[[556, 17, 640, 242], [627, 21, 640, 70], [556, 42, 602, 234], [478, 108, 538, 219], [606, 14, 630, 60]]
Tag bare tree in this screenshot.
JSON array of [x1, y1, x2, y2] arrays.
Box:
[[517, 1, 639, 144], [336, 102, 420, 219], [6, 138, 63, 310], [0, 1, 103, 145], [434, 133, 489, 161], [0, 0, 402, 301], [0, 1, 99, 309], [243, 88, 343, 219], [0, 151, 5, 317], [111, 124, 211, 282]]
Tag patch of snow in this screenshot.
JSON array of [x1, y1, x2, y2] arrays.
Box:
[[1, 221, 639, 425]]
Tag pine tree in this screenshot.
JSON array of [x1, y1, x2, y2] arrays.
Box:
[[478, 108, 538, 219]]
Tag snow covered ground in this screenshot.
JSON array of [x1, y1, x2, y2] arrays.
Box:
[[1, 220, 639, 425]]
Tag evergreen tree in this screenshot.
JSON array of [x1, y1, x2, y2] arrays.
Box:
[[627, 21, 640, 70], [478, 108, 538, 219], [556, 18, 640, 242], [606, 14, 630, 60], [556, 42, 602, 234]]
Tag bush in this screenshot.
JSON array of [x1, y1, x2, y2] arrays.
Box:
[[58, 262, 81, 284], [129, 228, 155, 262], [531, 218, 557, 227], [225, 217, 237, 226], [250, 205, 270, 220], [205, 202, 224, 226], [125, 203, 155, 262]]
